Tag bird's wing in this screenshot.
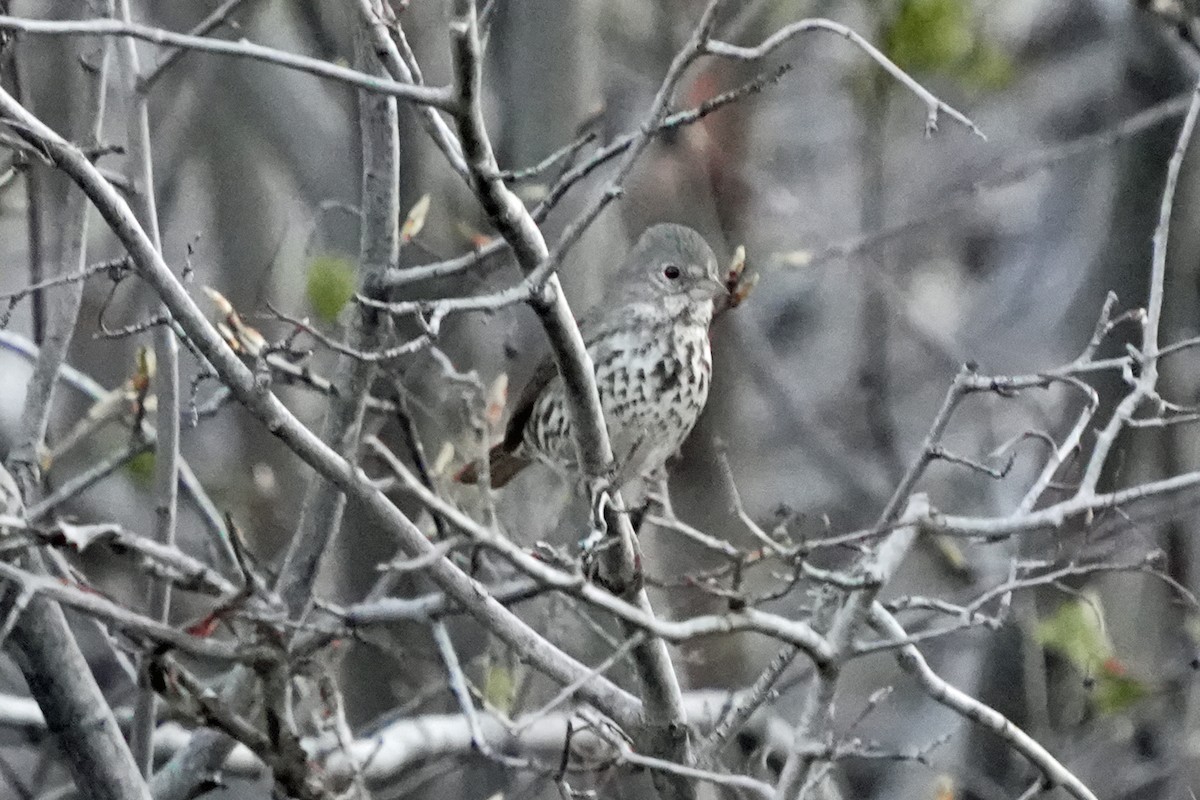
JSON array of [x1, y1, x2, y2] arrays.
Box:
[[500, 307, 618, 452], [501, 348, 560, 452]]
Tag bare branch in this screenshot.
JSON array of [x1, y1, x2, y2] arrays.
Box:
[[111, 0, 179, 774], [35, 519, 239, 598], [773, 496, 928, 800], [870, 605, 1097, 800], [863, 553, 1188, 654], [353, 0, 468, 180], [696, 642, 800, 764], [1076, 80, 1200, 494], [544, 0, 726, 271], [0, 330, 233, 558], [0, 12, 154, 798], [447, 6, 695, 796], [0, 560, 266, 664], [316, 691, 790, 787], [0, 38, 677, 800], [157, 14, 407, 794], [930, 466, 1200, 539], [273, 0, 402, 619], [705, 18, 983, 138], [808, 94, 1193, 267], [377, 58, 793, 291], [140, 0, 258, 90], [366, 438, 835, 660], [0, 14, 457, 110]]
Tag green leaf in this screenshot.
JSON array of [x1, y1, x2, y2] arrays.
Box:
[[306, 255, 357, 324], [483, 662, 516, 714], [1036, 595, 1150, 715], [1035, 595, 1111, 670], [126, 451, 156, 485], [1094, 667, 1148, 715], [964, 42, 1015, 91], [885, 0, 974, 74], [878, 0, 1015, 93]]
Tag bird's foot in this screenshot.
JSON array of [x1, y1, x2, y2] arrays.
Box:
[[580, 476, 613, 551]]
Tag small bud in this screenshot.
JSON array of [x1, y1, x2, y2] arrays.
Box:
[[401, 194, 431, 242]]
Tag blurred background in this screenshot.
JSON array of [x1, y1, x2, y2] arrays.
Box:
[[3, 1, 1200, 798]]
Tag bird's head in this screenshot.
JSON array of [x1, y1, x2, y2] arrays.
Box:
[[619, 223, 725, 305]]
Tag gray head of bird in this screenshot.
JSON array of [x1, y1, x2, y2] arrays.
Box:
[[616, 223, 726, 305]]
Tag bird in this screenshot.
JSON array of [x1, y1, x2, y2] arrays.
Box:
[[456, 223, 727, 491]]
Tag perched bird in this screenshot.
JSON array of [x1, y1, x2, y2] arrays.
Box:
[[457, 223, 727, 490]]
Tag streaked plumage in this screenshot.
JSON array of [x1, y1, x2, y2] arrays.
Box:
[[458, 224, 725, 489]]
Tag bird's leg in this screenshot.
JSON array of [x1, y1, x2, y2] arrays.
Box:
[[645, 467, 673, 517], [580, 474, 613, 552], [627, 503, 647, 532], [629, 466, 672, 531]]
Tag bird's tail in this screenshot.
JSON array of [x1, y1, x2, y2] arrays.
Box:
[[454, 443, 531, 488]]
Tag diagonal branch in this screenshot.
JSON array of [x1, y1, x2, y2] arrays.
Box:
[[0, 560, 266, 664], [1, 9, 152, 798], [154, 9, 405, 794], [353, 0, 467, 181], [139, 0, 258, 90], [446, 7, 694, 799], [365, 437, 834, 659], [0, 49, 653, 800], [0, 329, 232, 554], [869, 605, 1097, 800]]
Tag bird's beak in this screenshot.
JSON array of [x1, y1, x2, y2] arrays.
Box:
[[708, 276, 728, 296]]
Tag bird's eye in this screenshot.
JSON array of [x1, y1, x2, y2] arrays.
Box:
[[663, 265, 681, 280]]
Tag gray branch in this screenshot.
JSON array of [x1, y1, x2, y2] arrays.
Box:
[[113, 0, 179, 776], [446, 4, 695, 797], [870, 606, 1097, 800], [0, 14, 455, 110], [1, 7, 153, 798], [152, 7, 404, 794]]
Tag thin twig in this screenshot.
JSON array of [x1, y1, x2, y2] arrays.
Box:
[[446, 9, 695, 796], [0, 14, 154, 799], [140, 0, 256, 90], [0, 84, 650, 747], [0, 560, 269, 663], [869, 605, 1097, 800], [0, 15, 455, 110], [807, 94, 1192, 266], [1076, 80, 1200, 495], [354, 0, 468, 181], [773, 496, 928, 800], [705, 18, 983, 138], [113, 0, 179, 775], [0, 330, 234, 562]]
